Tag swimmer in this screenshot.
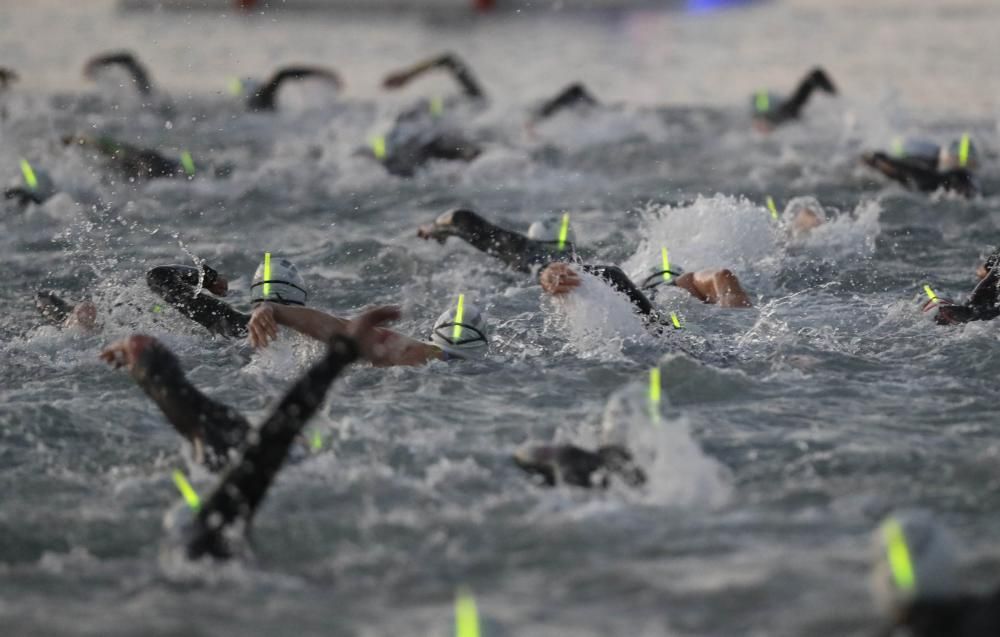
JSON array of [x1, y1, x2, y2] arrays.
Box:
[[247, 297, 489, 365], [363, 127, 482, 177], [417, 208, 579, 272], [105, 306, 398, 560], [871, 511, 1000, 636], [923, 247, 1000, 325], [34, 291, 98, 331], [862, 136, 979, 198], [778, 196, 828, 236], [63, 134, 206, 181], [4, 160, 57, 206], [83, 51, 156, 96], [751, 67, 837, 131], [514, 443, 646, 489], [146, 257, 303, 338], [229, 66, 343, 112]]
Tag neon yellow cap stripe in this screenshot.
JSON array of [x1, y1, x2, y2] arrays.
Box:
[[661, 247, 671, 282], [882, 518, 917, 593], [263, 252, 272, 298], [558, 212, 570, 251], [890, 137, 904, 158], [310, 430, 323, 452], [670, 312, 682, 329], [370, 135, 387, 160], [766, 196, 779, 220], [430, 96, 444, 117], [455, 588, 480, 637], [923, 285, 938, 302], [20, 159, 38, 191], [755, 90, 769, 113], [172, 470, 201, 511], [228, 77, 244, 97], [179, 151, 196, 176], [649, 367, 662, 423], [452, 294, 465, 342], [958, 133, 970, 168]]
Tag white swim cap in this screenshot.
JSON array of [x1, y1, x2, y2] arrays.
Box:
[[250, 256, 308, 306], [638, 262, 685, 290], [939, 135, 979, 171], [528, 215, 576, 248], [782, 195, 827, 223], [889, 138, 940, 165], [870, 511, 960, 619], [751, 90, 781, 115], [228, 76, 260, 98], [430, 301, 488, 359], [15, 159, 56, 201]]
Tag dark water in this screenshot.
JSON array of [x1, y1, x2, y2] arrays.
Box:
[[2, 1, 1000, 636]]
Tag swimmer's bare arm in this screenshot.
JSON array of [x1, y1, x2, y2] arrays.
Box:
[[674, 270, 753, 308], [382, 53, 485, 99], [249, 303, 444, 366]]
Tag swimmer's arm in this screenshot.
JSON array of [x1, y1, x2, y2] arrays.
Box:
[[534, 83, 599, 121], [146, 265, 247, 338], [581, 265, 655, 315], [129, 339, 250, 462], [382, 53, 485, 99], [250, 66, 343, 111], [966, 267, 1000, 311], [83, 51, 154, 95], [455, 221, 540, 272], [259, 303, 443, 366], [186, 334, 360, 559]]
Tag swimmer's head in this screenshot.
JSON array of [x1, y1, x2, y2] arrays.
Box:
[[250, 256, 308, 306], [14, 159, 56, 201], [638, 262, 685, 291], [430, 301, 488, 359], [870, 511, 960, 620], [528, 216, 576, 248], [750, 90, 781, 117], [939, 135, 980, 172], [228, 77, 261, 99]]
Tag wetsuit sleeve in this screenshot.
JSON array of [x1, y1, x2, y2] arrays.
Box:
[[454, 220, 543, 272], [864, 152, 945, 192], [535, 83, 599, 120], [84, 51, 154, 95], [184, 334, 360, 560], [248, 66, 342, 111], [146, 265, 249, 338], [438, 54, 485, 99], [778, 68, 835, 121], [581, 265, 655, 315], [132, 340, 250, 469], [4, 186, 44, 205], [965, 265, 1000, 319]]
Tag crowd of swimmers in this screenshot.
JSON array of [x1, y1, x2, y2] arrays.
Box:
[[5, 48, 1000, 635]]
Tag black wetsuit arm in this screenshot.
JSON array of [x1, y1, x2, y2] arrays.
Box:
[[454, 220, 548, 272], [132, 340, 250, 469], [146, 265, 249, 337], [247, 66, 342, 111], [84, 51, 154, 95], [4, 186, 45, 205], [966, 266, 1000, 318], [581, 264, 655, 316], [864, 152, 945, 192], [184, 334, 360, 560], [536, 83, 599, 120], [778, 68, 835, 121], [389, 54, 485, 99]]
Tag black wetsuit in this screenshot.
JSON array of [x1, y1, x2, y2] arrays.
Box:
[[534, 82, 600, 121], [84, 51, 155, 96], [35, 291, 76, 325], [934, 251, 1000, 325], [5, 186, 48, 206], [891, 589, 1000, 637], [130, 340, 250, 472], [514, 444, 646, 489], [245, 66, 342, 112], [863, 152, 978, 198], [146, 265, 250, 337], [754, 67, 837, 128], [68, 135, 185, 180], [177, 334, 359, 560]]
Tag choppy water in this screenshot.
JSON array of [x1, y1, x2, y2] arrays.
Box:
[[3, 1, 1000, 635]]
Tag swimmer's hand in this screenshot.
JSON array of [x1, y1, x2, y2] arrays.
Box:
[[382, 71, 412, 90], [248, 302, 280, 349], [205, 275, 228, 297], [66, 301, 98, 331], [416, 222, 449, 243], [540, 263, 581, 295], [100, 334, 156, 371], [344, 305, 402, 362]]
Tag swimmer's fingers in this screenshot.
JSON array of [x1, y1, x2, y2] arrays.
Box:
[[99, 342, 128, 368], [416, 223, 448, 243]]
